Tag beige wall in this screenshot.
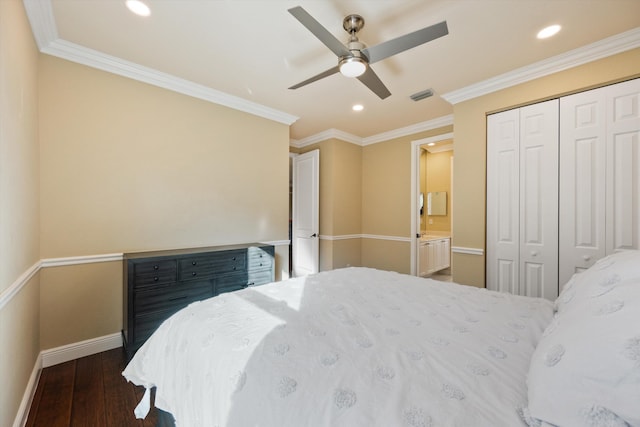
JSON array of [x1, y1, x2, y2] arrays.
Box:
[[0, 1, 41, 426], [39, 56, 289, 256], [452, 48, 640, 287], [38, 56, 290, 348], [39, 262, 122, 349]]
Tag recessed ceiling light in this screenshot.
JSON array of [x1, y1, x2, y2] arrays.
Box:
[[427, 142, 436, 147], [126, 0, 151, 17], [352, 104, 364, 112], [537, 24, 561, 39]]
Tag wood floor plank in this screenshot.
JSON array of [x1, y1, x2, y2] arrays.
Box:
[[31, 360, 76, 427], [102, 347, 143, 426], [71, 352, 107, 427], [26, 348, 178, 427]]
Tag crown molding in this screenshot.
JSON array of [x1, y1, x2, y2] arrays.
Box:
[[361, 115, 454, 146], [291, 114, 454, 148], [290, 128, 362, 148], [442, 27, 640, 105], [22, 0, 298, 126]]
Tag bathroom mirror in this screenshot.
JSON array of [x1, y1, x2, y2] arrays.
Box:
[[427, 191, 447, 216]]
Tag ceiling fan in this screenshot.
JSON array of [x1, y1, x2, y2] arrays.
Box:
[[288, 6, 448, 99]]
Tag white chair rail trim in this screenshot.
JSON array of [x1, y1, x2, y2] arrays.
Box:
[[451, 246, 484, 256], [319, 234, 412, 243], [2, 241, 292, 311]]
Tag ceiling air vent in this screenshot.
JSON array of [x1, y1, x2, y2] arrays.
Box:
[[410, 88, 434, 101]]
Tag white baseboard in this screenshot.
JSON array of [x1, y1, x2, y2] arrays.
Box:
[[41, 332, 123, 368], [13, 332, 122, 427], [13, 353, 42, 427]]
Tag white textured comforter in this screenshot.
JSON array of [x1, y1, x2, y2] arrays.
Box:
[[123, 267, 554, 426]]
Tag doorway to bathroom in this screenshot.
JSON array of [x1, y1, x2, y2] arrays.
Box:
[[410, 133, 453, 279]]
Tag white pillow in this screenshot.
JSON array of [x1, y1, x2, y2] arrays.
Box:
[[555, 250, 640, 314], [526, 250, 640, 427]]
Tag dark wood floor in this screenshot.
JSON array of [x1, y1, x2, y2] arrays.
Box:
[[26, 347, 173, 427]]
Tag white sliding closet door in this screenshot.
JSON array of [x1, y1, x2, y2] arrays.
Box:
[[559, 78, 640, 289], [487, 100, 559, 299]]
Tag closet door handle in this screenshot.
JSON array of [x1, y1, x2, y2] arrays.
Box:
[[583, 255, 591, 262], [310, 233, 317, 238], [530, 250, 539, 257]]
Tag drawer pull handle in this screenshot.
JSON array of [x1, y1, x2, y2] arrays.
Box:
[[233, 266, 237, 270], [192, 261, 197, 266], [232, 257, 236, 261], [192, 272, 197, 276], [153, 277, 159, 282], [153, 265, 159, 270]]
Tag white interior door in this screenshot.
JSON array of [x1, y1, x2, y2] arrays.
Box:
[[487, 109, 520, 294], [487, 100, 559, 299], [292, 149, 319, 277], [559, 88, 607, 289], [519, 100, 559, 299], [606, 78, 640, 255]]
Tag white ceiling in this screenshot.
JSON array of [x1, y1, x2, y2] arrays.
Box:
[[25, 0, 640, 143]]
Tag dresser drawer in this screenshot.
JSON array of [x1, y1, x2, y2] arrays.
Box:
[[132, 260, 177, 288], [248, 247, 274, 270], [134, 282, 213, 315], [132, 307, 181, 346], [178, 250, 246, 280], [134, 259, 176, 276], [216, 278, 247, 295], [215, 269, 273, 295], [133, 271, 178, 288], [247, 269, 274, 286]]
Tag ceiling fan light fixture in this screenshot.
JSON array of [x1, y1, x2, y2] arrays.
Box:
[[339, 57, 366, 78]]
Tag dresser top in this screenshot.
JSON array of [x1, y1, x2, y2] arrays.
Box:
[[123, 243, 270, 260]]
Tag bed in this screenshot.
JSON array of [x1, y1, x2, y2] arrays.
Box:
[[123, 250, 640, 427]]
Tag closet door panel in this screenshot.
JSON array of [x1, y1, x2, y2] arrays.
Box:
[[523, 262, 544, 298], [559, 91, 606, 289], [487, 110, 519, 293], [607, 79, 640, 253], [519, 100, 559, 300]]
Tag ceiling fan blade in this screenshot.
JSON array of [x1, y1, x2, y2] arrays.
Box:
[[289, 65, 340, 90], [357, 67, 391, 99], [288, 6, 350, 58], [362, 21, 448, 64]]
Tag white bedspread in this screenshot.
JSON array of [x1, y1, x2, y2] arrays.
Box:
[[123, 267, 553, 426]]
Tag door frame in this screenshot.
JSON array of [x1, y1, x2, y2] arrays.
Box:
[[410, 133, 454, 276], [291, 149, 320, 277]]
